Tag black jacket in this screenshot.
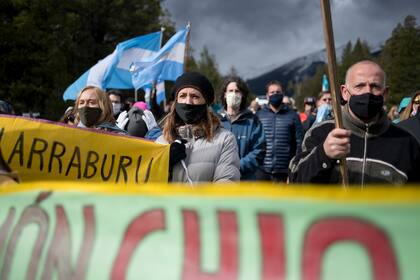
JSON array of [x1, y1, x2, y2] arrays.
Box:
[[398, 113, 420, 146], [289, 105, 420, 185]]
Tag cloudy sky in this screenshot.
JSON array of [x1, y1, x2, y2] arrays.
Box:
[[163, 0, 420, 79]]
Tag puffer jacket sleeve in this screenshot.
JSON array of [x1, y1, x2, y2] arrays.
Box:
[[214, 131, 241, 182], [289, 121, 336, 183], [240, 117, 266, 175]]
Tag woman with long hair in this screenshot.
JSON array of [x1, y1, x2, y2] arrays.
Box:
[[218, 76, 266, 180], [156, 72, 240, 183], [74, 86, 125, 133]]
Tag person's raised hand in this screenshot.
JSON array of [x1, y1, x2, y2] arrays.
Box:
[[116, 110, 129, 130], [141, 110, 158, 130], [169, 139, 187, 168]]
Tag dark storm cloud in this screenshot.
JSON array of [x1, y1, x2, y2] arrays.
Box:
[[163, 0, 420, 78]]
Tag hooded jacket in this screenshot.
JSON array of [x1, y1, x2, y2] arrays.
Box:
[[289, 105, 420, 185], [219, 109, 266, 180]]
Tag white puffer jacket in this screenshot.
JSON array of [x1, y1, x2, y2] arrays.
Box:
[[156, 127, 240, 183]]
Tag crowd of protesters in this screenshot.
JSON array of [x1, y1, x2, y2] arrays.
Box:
[[1, 60, 419, 185]]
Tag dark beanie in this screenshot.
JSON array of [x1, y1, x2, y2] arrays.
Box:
[[171, 72, 214, 104]]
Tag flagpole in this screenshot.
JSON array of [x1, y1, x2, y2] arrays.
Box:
[[159, 26, 165, 108], [320, 0, 349, 188], [184, 22, 191, 72]]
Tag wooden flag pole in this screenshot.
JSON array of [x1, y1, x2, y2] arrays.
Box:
[[320, 0, 349, 187]]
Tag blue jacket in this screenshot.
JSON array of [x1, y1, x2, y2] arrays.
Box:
[[219, 109, 266, 180], [257, 105, 303, 174]]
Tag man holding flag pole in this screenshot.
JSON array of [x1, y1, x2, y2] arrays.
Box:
[[289, 0, 420, 186]]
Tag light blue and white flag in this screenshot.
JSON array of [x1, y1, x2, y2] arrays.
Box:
[[322, 74, 330, 92], [131, 27, 189, 91], [63, 31, 162, 101]]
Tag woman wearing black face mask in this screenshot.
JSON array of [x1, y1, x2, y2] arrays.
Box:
[[156, 72, 240, 183], [74, 86, 126, 134]]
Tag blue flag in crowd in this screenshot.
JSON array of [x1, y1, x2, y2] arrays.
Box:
[[131, 27, 189, 93], [63, 31, 162, 101], [322, 74, 330, 92]]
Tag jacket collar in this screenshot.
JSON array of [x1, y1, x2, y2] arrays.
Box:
[[219, 109, 253, 123], [342, 104, 390, 138]]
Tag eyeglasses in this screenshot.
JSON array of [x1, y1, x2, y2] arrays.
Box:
[[413, 99, 420, 105]]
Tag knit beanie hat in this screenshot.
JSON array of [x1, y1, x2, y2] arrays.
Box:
[[171, 72, 214, 104]]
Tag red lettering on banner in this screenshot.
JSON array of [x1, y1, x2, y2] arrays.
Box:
[[42, 205, 95, 279], [0, 205, 49, 280], [258, 213, 285, 280], [111, 209, 166, 280], [0, 208, 15, 252], [302, 217, 399, 280], [182, 210, 238, 280]]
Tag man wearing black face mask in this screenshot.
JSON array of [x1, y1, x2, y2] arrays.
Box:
[[256, 80, 303, 182], [289, 61, 420, 185]]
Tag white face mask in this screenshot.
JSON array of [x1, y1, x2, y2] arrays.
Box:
[[226, 92, 242, 109], [112, 103, 121, 115]]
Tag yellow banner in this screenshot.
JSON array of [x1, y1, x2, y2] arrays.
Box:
[[0, 115, 169, 184]]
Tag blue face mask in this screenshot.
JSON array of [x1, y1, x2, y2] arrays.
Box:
[[269, 94, 284, 107]]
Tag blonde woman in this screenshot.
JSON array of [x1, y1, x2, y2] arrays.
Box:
[[74, 86, 125, 133]]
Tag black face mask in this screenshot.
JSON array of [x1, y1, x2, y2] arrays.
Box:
[[349, 92, 384, 121], [269, 94, 284, 107], [175, 103, 207, 124], [78, 107, 102, 127]]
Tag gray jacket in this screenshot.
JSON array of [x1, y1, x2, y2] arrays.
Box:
[[156, 127, 240, 183]]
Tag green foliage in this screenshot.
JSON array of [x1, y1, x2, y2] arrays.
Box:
[[0, 0, 173, 119], [289, 64, 327, 111], [380, 15, 420, 105], [186, 46, 223, 94], [291, 14, 420, 110]]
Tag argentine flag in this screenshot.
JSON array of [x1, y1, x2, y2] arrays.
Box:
[[131, 27, 189, 93], [63, 31, 162, 101], [322, 74, 330, 92]]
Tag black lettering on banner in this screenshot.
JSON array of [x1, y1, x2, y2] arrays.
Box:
[[84, 151, 99, 179], [27, 138, 48, 171], [101, 154, 115, 181], [65, 146, 81, 179], [115, 156, 132, 183], [135, 155, 142, 183], [7, 132, 24, 167], [48, 141, 66, 173], [143, 157, 154, 183], [0, 128, 4, 142]]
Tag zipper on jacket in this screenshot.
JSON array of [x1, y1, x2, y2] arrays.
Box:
[[361, 124, 369, 188]]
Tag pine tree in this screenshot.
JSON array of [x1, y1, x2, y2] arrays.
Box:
[[0, 0, 173, 119], [380, 15, 420, 105]]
